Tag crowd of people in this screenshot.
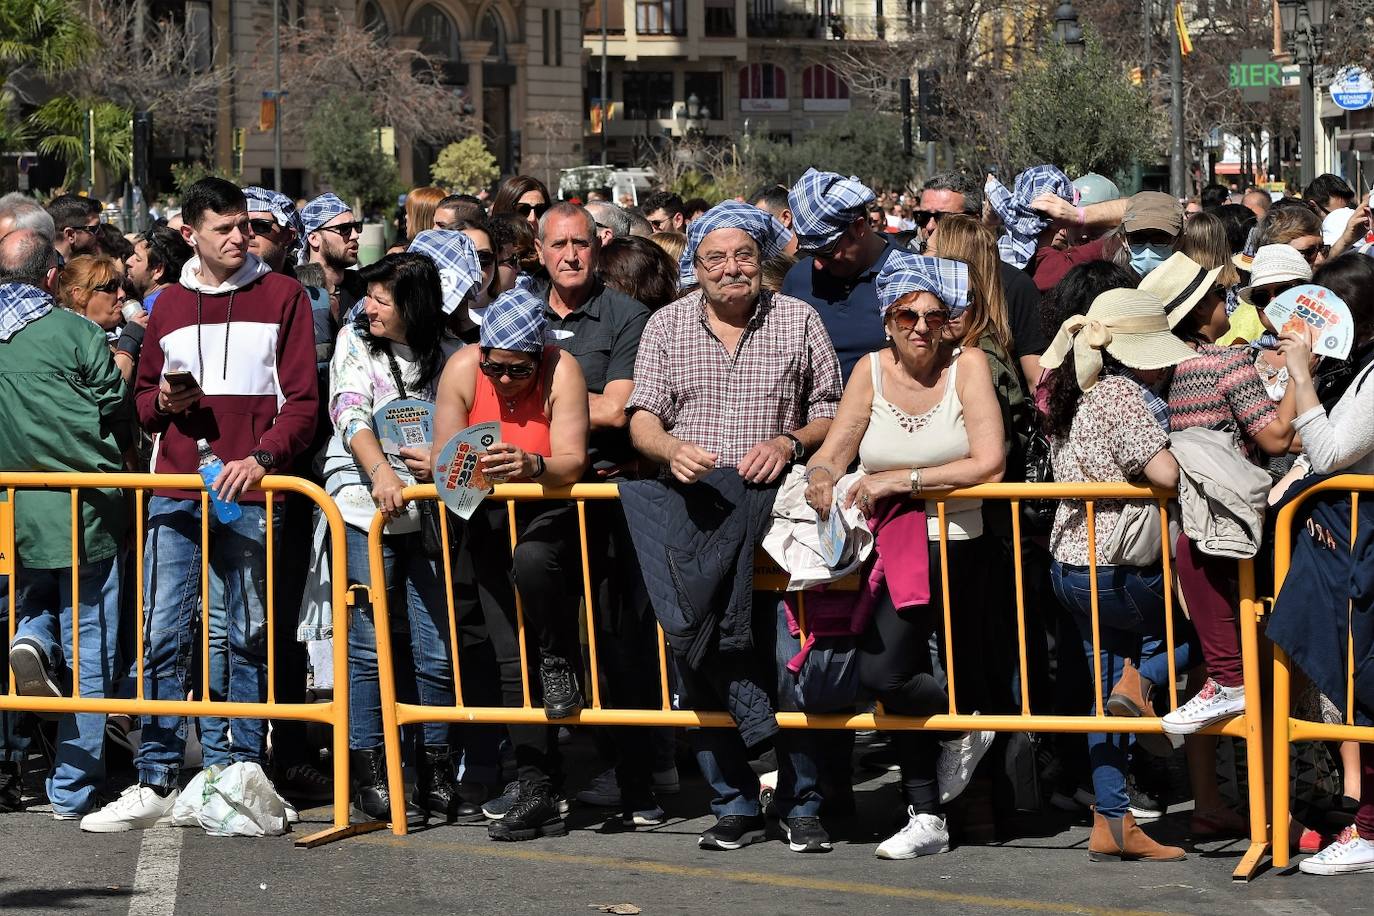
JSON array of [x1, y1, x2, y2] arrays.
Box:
[[1, 164, 1373, 875]]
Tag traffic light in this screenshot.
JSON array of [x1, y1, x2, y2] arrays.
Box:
[[132, 111, 152, 189], [917, 68, 942, 143]]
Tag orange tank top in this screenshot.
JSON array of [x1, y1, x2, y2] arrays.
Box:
[[469, 346, 554, 462]]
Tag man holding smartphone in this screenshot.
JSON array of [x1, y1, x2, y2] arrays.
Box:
[[81, 177, 317, 833]]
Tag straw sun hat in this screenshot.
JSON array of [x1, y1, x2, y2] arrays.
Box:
[[1138, 252, 1224, 329], [1041, 288, 1197, 390]]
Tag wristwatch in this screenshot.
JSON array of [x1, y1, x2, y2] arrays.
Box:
[[251, 449, 276, 470], [782, 432, 805, 462]]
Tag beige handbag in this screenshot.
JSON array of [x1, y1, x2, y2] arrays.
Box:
[[1102, 500, 1179, 567]]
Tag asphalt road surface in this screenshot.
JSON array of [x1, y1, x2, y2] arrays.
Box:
[[0, 730, 1367, 916]]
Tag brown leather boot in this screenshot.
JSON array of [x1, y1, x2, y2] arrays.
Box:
[[1106, 660, 1155, 717], [1089, 812, 1186, 862]]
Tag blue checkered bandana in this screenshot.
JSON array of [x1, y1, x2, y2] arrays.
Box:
[[875, 253, 970, 317], [0, 282, 54, 342], [678, 200, 793, 289], [300, 193, 351, 234], [242, 186, 306, 239], [408, 229, 485, 316], [788, 168, 875, 252], [985, 165, 1076, 269], [479, 287, 547, 353]]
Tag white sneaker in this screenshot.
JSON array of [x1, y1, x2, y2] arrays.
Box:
[[80, 784, 179, 833], [1161, 679, 1245, 736], [575, 768, 621, 807], [1300, 826, 1374, 875], [937, 714, 995, 803], [876, 807, 950, 860]]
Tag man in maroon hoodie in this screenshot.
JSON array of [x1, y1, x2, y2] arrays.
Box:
[[81, 178, 318, 832]]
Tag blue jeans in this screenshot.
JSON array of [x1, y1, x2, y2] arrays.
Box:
[[14, 557, 122, 814], [135, 497, 275, 790], [672, 594, 821, 820], [0, 574, 29, 765], [345, 526, 453, 750], [1050, 561, 1198, 818]]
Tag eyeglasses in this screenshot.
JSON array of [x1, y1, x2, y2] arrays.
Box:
[[1291, 242, 1324, 264], [91, 278, 122, 294], [249, 218, 279, 235], [696, 249, 759, 273], [913, 210, 949, 227], [318, 221, 363, 238], [515, 203, 550, 220], [888, 307, 951, 332], [479, 359, 538, 379], [475, 251, 495, 269], [496, 254, 520, 269]]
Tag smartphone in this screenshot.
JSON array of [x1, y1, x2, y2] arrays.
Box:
[[164, 370, 199, 391]]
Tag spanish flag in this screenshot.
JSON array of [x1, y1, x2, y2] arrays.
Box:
[[1174, 1, 1193, 57]]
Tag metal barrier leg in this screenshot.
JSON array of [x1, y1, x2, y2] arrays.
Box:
[[1232, 559, 1269, 881], [1272, 644, 1293, 869]]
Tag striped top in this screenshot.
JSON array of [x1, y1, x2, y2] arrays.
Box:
[[1166, 343, 1277, 454]]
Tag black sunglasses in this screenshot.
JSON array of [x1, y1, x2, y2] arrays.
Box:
[[91, 278, 122, 294], [496, 254, 519, 269], [479, 359, 537, 379], [248, 218, 279, 235], [514, 203, 550, 219], [1249, 283, 1295, 309], [71, 223, 100, 235], [318, 221, 363, 238], [913, 210, 949, 227], [475, 251, 495, 269]]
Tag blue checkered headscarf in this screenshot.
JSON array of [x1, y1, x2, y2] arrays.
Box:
[[242, 186, 306, 240], [300, 193, 351, 234], [0, 282, 53, 342], [679, 200, 793, 289], [875, 253, 970, 317], [479, 287, 547, 353], [788, 168, 876, 253], [985, 165, 1076, 269], [408, 229, 486, 315]]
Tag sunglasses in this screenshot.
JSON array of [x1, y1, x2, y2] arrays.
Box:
[[249, 218, 279, 235], [888, 307, 951, 332], [71, 223, 100, 235], [496, 254, 520, 269], [318, 221, 363, 238], [475, 250, 495, 269], [515, 203, 550, 219], [913, 210, 949, 227], [1290, 243, 1324, 263], [1249, 283, 1295, 309], [91, 278, 122, 294], [479, 359, 538, 380]]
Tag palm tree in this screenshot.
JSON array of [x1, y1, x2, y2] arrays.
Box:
[[30, 95, 132, 187], [0, 0, 99, 155]]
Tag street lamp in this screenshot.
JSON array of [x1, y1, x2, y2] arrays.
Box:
[[1278, 0, 1331, 186], [1052, 2, 1084, 53]]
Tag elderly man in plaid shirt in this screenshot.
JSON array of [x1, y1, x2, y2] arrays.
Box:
[[627, 201, 844, 854]]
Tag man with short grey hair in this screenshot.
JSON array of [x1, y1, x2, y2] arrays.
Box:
[[0, 193, 56, 241], [585, 200, 630, 245]]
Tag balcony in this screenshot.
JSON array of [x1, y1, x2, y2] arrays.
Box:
[[746, 11, 911, 41], [746, 12, 822, 39]]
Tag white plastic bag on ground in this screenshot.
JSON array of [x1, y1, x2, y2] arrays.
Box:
[[168, 762, 291, 837]]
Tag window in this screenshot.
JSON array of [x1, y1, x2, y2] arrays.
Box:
[[361, 0, 389, 37], [585, 0, 625, 34], [413, 4, 459, 60], [684, 72, 722, 120], [802, 64, 850, 111], [543, 9, 563, 66], [623, 71, 674, 120], [739, 63, 788, 112], [478, 9, 505, 62], [636, 0, 685, 36], [704, 0, 735, 36]]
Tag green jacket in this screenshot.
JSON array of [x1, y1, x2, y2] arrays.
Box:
[[0, 308, 130, 569]]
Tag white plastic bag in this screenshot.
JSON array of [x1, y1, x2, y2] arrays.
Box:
[[169, 762, 291, 837]]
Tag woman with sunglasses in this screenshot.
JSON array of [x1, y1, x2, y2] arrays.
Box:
[[327, 251, 461, 823], [491, 175, 552, 233], [55, 254, 128, 344], [432, 286, 589, 842], [801, 253, 1003, 861]]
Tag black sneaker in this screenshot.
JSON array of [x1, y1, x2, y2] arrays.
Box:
[[487, 783, 567, 841], [483, 780, 569, 820], [539, 659, 583, 720], [781, 815, 833, 853], [0, 761, 23, 812], [275, 762, 333, 804], [10, 638, 60, 699], [1126, 776, 1163, 820], [698, 813, 766, 850]]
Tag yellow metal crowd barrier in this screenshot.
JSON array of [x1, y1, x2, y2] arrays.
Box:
[[0, 472, 374, 847], [1270, 474, 1374, 869], [368, 481, 1270, 880]]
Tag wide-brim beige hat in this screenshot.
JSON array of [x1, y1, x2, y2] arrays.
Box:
[[1042, 288, 1198, 390], [1237, 243, 1313, 303], [1139, 252, 1225, 328]]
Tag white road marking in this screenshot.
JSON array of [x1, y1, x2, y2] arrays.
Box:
[[127, 827, 184, 916], [1254, 901, 1334, 916]]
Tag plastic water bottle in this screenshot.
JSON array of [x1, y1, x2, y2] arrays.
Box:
[[197, 439, 242, 524]]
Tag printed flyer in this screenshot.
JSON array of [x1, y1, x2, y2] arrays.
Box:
[[1265, 285, 1354, 360], [434, 421, 500, 520]]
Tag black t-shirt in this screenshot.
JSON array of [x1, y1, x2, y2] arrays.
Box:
[[1001, 261, 1046, 358]]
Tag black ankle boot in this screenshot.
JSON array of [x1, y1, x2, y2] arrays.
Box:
[[0, 760, 22, 813], [351, 748, 392, 821], [413, 745, 460, 821]]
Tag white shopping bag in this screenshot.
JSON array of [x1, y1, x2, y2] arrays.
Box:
[[168, 762, 291, 837]]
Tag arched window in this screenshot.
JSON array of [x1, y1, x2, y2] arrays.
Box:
[[738, 63, 787, 112], [478, 9, 506, 62], [802, 64, 850, 111], [361, 0, 389, 37], [412, 4, 460, 60]]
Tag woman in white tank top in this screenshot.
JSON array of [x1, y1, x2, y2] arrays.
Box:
[[799, 254, 1005, 862]]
